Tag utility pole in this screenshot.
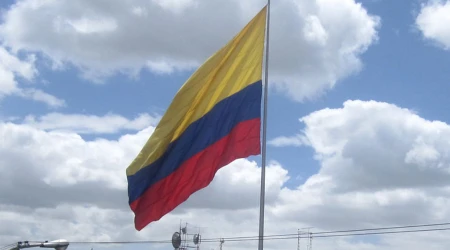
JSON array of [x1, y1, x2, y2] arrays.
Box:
[[297, 227, 313, 250], [307, 232, 313, 250], [219, 239, 224, 250]]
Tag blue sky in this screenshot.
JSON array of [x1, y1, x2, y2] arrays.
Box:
[[2, 0, 450, 250], [3, 0, 435, 183], [3, 0, 449, 175]]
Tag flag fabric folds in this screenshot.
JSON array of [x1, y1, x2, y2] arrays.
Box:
[[126, 5, 268, 231]]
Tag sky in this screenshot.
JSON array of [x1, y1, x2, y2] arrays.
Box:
[[2, 0, 450, 249]]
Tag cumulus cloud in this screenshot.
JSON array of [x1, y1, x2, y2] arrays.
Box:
[[0, 120, 290, 250], [268, 134, 307, 147], [0, 45, 64, 107], [269, 100, 450, 232], [272, 100, 450, 190], [22, 112, 160, 134], [416, 0, 450, 49], [0, 46, 36, 95], [16, 88, 66, 108], [3, 101, 450, 250], [0, 0, 379, 101]]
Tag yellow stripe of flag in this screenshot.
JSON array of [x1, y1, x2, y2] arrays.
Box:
[[126, 5, 267, 176]]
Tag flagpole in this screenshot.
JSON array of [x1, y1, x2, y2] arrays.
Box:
[[258, 0, 270, 250]]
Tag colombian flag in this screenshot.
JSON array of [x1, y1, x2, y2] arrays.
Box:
[[126, 5, 268, 231]]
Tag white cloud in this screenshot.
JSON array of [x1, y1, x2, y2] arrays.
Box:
[[416, 0, 450, 49], [0, 46, 36, 96], [0, 120, 289, 249], [270, 100, 450, 227], [16, 88, 66, 108], [67, 17, 118, 34], [0, 45, 65, 107], [4, 101, 450, 249], [22, 112, 160, 134], [268, 134, 307, 147], [0, 0, 379, 101], [151, 0, 197, 14]]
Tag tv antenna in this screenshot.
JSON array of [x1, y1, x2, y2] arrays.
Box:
[[172, 221, 202, 250]]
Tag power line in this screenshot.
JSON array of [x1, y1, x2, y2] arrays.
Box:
[[201, 227, 450, 243], [309, 222, 450, 236], [65, 222, 450, 245], [199, 221, 450, 242]]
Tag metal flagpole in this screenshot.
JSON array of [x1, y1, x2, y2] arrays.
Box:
[[258, 0, 271, 250]]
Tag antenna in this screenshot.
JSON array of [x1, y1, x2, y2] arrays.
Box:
[[172, 232, 182, 249], [172, 221, 202, 250]]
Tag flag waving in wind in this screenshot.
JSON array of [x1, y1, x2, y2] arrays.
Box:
[[126, 5, 268, 231]]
